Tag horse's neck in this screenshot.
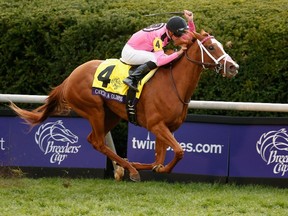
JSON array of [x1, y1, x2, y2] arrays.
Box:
[[172, 52, 203, 103]]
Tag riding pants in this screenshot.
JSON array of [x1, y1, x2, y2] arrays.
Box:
[[120, 44, 158, 66]]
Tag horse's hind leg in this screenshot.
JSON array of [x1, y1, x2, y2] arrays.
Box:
[[88, 131, 140, 181], [87, 108, 140, 182], [70, 97, 140, 181], [105, 132, 124, 181], [103, 108, 125, 181]]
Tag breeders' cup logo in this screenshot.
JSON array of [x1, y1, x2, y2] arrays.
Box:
[[35, 120, 81, 165], [256, 128, 288, 176]]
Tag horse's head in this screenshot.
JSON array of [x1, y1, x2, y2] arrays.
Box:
[[186, 30, 239, 78]]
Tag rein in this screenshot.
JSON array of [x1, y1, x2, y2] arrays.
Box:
[[169, 64, 190, 105]]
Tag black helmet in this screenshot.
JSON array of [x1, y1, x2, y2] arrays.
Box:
[[166, 16, 188, 37]]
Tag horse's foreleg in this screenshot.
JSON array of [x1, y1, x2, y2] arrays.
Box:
[[152, 125, 184, 173], [131, 137, 167, 170]]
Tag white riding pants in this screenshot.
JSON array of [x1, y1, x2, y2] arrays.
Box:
[[120, 44, 157, 66]]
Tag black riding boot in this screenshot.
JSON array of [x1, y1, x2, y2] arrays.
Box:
[[123, 61, 157, 92]]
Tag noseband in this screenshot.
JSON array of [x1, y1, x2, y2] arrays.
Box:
[[185, 36, 229, 76]]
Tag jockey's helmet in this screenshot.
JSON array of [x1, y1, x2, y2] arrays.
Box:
[[166, 16, 188, 37]]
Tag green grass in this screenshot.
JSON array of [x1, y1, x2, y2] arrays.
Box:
[[0, 177, 287, 216]]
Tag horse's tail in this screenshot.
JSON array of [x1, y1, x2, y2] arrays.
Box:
[[9, 81, 71, 127]]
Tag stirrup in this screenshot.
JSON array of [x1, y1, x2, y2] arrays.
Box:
[[123, 79, 139, 92]]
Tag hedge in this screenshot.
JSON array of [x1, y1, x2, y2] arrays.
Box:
[[1, 0, 287, 104], [0, 0, 287, 152]]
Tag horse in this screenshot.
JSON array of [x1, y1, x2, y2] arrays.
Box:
[[10, 30, 239, 181]]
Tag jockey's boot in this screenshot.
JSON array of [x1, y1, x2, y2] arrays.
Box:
[[123, 61, 157, 92]]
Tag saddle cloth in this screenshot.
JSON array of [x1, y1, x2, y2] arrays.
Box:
[[92, 59, 157, 103]]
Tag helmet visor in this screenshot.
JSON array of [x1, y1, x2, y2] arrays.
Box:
[[173, 28, 188, 37]]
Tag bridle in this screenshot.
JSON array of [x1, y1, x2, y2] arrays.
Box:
[[170, 35, 232, 105], [185, 36, 230, 76]]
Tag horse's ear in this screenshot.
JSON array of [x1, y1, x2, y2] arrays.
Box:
[[192, 31, 201, 40], [200, 29, 209, 36], [192, 30, 211, 41]]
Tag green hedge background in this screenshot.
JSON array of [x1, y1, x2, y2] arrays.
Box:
[[0, 0, 287, 153], [1, 0, 287, 104]]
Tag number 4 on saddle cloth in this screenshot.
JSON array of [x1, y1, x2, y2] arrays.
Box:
[[92, 58, 158, 125]]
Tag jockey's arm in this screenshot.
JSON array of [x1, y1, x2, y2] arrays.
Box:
[[184, 10, 196, 32], [154, 47, 186, 66]]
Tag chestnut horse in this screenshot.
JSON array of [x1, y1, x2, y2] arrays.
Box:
[[10, 30, 239, 181]]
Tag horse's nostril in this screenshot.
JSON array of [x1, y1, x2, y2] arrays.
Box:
[[229, 64, 239, 71]]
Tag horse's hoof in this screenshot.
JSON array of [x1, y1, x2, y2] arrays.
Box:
[[129, 173, 141, 182], [152, 164, 164, 173], [114, 166, 125, 181]]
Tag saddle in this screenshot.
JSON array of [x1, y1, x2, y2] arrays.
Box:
[[92, 59, 157, 125]]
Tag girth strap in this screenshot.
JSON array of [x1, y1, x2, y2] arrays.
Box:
[[126, 88, 138, 125]]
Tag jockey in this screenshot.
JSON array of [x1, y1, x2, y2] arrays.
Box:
[[121, 10, 196, 92]]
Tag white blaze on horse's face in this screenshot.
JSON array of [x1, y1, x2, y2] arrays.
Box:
[[211, 38, 239, 78], [199, 37, 239, 78]]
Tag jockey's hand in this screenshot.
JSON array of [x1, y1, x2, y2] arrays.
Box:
[[177, 46, 187, 56], [184, 10, 193, 22], [181, 45, 187, 51]]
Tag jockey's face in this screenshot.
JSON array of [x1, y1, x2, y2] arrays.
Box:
[[171, 31, 191, 46], [168, 30, 182, 45]]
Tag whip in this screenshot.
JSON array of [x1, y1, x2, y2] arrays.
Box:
[[144, 12, 184, 17]]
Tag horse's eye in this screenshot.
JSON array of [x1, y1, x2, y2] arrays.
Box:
[[208, 45, 214, 50]]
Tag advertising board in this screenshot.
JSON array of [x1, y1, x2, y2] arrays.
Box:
[[127, 121, 288, 180], [127, 122, 230, 176], [0, 117, 106, 170], [1, 114, 287, 183], [230, 125, 288, 178]]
